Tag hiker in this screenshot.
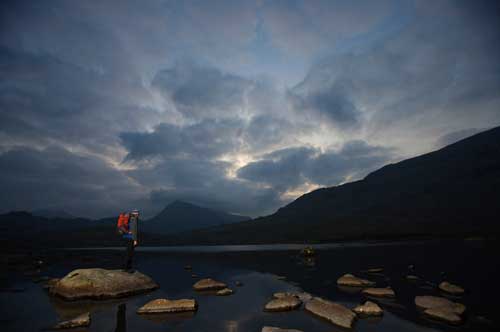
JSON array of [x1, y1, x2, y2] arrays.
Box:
[[117, 209, 140, 272]]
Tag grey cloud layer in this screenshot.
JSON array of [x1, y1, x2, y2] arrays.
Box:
[[1, 0, 499, 218]]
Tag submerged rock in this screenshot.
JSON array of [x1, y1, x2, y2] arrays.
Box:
[[353, 301, 383, 316], [216, 288, 234, 296], [262, 327, 303, 332], [193, 278, 227, 291], [406, 275, 419, 281], [337, 273, 375, 287], [51, 312, 90, 329], [305, 297, 356, 329], [439, 281, 465, 295], [362, 287, 395, 298], [235, 281, 244, 287], [50, 268, 158, 300], [415, 296, 466, 324], [137, 298, 197, 314], [264, 296, 302, 312]]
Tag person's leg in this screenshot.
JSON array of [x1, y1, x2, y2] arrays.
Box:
[[124, 239, 133, 271]]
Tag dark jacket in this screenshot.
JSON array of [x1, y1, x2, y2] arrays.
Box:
[[128, 215, 139, 241]]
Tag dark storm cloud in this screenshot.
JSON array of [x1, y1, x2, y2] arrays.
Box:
[[0, 147, 143, 218], [120, 119, 244, 162], [287, 80, 361, 128], [152, 62, 252, 119], [238, 141, 395, 192]]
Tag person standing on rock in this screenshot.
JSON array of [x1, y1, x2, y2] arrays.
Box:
[[117, 209, 140, 272]]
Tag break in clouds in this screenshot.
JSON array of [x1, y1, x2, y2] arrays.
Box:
[[1, 0, 499, 218]]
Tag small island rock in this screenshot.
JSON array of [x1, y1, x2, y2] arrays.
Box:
[[337, 273, 375, 287], [137, 298, 197, 314], [423, 307, 462, 324], [216, 288, 234, 296], [353, 301, 383, 316], [273, 292, 312, 302], [50, 268, 158, 300], [439, 281, 465, 295], [415, 295, 466, 315], [264, 296, 302, 312], [51, 312, 90, 329], [362, 287, 395, 298], [262, 327, 303, 332], [193, 278, 227, 291], [305, 297, 356, 329]]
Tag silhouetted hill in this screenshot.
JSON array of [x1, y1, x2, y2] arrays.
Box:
[[165, 126, 500, 244], [143, 200, 250, 234], [32, 209, 76, 219]]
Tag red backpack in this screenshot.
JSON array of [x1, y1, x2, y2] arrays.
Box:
[[117, 213, 130, 235]]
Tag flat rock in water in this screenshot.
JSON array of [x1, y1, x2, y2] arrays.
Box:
[[415, 296, 466, 315], [362, 287, 395, 298], [137, 298, 197, 314], [273, 292, 312, 302], [264, 296, 302, 312], [193, 278, 227, 291], [439, 281, 465, 295], [406, 275, 419, 281], [353, 301, 383, 316], [216, 288, 234, 296], [51, 312, 90, 329], [424, 307, 462, 324], [262, 327, 303, 332], [50, 268, 158, 300], [305, 297, 356, 329], [337, 273, 375, 287]]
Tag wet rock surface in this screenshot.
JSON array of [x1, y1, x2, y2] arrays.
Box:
[[439, 281, 465, 295], [262, 327, 303, 332], [305, 297, 356, 329], [337, 273, 375, 287], [415, 295, 466, 324], [353, 301, 384, 316], [362, 287, 395, 298], [192, 278, 227, 291], [51, 312, 90, 329], [216, 288, 234, 296], [137, 298, 197, 314], [273, 292, 312, 302], [264, 296, 302, 312], [49, 268, 158, 300]]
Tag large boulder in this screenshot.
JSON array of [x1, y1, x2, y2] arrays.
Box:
[[262, 327, 303, 332], [337, 274, 375, 287], [50, 268, 158, 300], [137, 298, 197, 314], [51, 312, 90, 329], [439, 281, 465, 295], [264, 296, 302, 312], [305, 297, 356, 329], [353, 301, 383, 316], [415, 296, 466, 324], [193, 278, 227, 291], [362, 287, 395, 298]]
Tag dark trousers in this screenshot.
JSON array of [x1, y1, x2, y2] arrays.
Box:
[[123, 239, 134, 270]]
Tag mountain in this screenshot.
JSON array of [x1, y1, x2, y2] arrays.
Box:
[[143, 200, 250, 234], [165, 126, 500, 244], [32, 209, 76, 219]]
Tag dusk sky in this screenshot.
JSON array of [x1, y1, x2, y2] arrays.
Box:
[[1, 0, 499, 218]]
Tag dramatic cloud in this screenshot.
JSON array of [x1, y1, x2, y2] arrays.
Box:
[[0, 0, 499, 218], [238, 141, 395, 193]]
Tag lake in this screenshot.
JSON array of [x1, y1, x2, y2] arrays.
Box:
[[1, 239, 498, 331]]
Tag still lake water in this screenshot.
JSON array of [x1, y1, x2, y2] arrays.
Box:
[[1, 239, 498, 332]]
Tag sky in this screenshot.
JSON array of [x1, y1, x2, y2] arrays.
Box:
[[1, 0, 499, 219]]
